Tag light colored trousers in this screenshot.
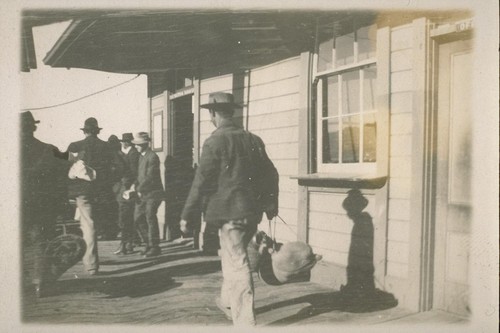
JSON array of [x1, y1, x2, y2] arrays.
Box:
[[76, 195, 99, 272], [219, 219, 257, 326]]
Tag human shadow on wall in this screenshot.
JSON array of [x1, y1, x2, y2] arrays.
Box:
[[338, 189, 397, 312]]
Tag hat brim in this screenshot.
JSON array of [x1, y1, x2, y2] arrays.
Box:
[[80, 127, 103, 131], [131, 139, 150, 145], [200, 102, 241, 109]]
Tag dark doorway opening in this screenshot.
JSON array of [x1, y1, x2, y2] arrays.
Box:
[[164, 95, 194, 241]]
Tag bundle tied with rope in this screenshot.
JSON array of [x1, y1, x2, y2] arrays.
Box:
[[247, 215, 322, 285]]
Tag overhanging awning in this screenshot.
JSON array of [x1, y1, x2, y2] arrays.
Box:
[[39, 10, 377, 74]]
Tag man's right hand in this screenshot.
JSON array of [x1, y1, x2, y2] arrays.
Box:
[[180, 219, 190, 234]]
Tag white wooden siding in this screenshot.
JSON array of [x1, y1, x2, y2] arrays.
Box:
[[249, 57, 300, 242], [391, 92, 414, 114], [389, 156, 412, 178], [389, 177, 412, 199], [151, 94, 163, 111], [390, 24, 413, 51], [308, 191, 375, 268], [249, 56, 300, 85], [391, 113, 413, 134], [385, 24, 415, 279]]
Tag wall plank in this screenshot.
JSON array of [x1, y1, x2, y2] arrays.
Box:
[[250, 57, 300, 84], [391, 49, 414, 72]]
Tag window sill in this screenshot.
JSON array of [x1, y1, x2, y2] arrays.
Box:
[[290, 173, 387, 189]]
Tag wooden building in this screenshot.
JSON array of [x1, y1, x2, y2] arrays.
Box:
[[26, 9, 475, 317]]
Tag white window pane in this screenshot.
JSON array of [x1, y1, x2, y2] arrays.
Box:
[[335, 32, 354, 67], [318, 38, 333, 72], [323, 76, 339, 118], [363, 113, 377, 162], [342, 71, 360, 115], [322, 119, 339, 163], [357, 24, 377, 61], [363, 66, 377, 111], [342, 115, 360, 163]]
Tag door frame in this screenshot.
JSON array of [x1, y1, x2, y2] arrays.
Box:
[[408, 17, 474, 312]]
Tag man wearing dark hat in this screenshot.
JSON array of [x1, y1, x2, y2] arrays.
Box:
[[67, 117, 113, 275], [179, 92, 279, 326], [112, 133, 140, 255], [20, 111, 68, 297], [132, 132, 165, 257]]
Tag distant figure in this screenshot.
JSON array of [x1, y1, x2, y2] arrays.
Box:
[[67, 117, 113, 276], [179, 92, 279, 326], [107, 134, 120, 152], [20, 111, 68, 297], [132, 132, 165, 257], [102, 134, 122, 240], [112, 133, 140, 255]]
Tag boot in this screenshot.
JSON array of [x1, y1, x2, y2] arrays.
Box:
[[125, 242, 134, 253], [144, 246, 161, 257], [113, 243, 128, 255], [140, 246, 151, 255]]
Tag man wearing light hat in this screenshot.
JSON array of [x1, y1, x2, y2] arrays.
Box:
[[180, 92, 279, 326], [67, 117, 113, 276], [132, 132, 165, 257]]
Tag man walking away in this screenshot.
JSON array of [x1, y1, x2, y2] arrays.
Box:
[[180, 92, 279, 326], [132, 132, 165, 257], [67, 117, 113, 276]]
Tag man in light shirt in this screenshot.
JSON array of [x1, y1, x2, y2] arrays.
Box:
[[132, 132, 165, 257]]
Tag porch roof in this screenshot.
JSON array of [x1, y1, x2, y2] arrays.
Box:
[[28, 10, 377, 74]]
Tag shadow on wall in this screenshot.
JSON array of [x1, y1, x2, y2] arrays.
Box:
[[339, 189, 397, 309]]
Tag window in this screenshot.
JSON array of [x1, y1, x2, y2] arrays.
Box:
[[315, 22, 378, 174]]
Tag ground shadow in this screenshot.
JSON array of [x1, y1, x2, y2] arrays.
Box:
[[99, 245, 196, 267], [52, 259, 221, 299], [259, 289, 398, 325]]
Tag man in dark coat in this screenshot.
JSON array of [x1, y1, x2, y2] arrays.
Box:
[[67, 117, 113, 275], [180, 92, 279, 326], [20, 111, 68, 297], [112, 133, 140, 255], [132, 132, 165, 257]]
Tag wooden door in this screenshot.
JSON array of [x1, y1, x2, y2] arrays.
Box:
[[433, 38, 473, 316]]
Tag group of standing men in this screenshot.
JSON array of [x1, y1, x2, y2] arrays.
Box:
[[66, 118, 165, 276], [21, 112, 164, 297]]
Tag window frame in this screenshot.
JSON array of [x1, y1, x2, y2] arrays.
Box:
[[313, 23, 379, 175]]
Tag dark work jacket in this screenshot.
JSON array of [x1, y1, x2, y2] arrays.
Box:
[[113, 147, 140, 202], [67, 135, 113, 199], [181, 119, 279, 227], [135, 148, 164, 200], [21, 135, 69, 228]]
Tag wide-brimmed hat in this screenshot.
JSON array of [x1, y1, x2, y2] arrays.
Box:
[[21, 111, 40, 125], [200, 92, 241, 110], [131, 132, 151, 145], [80, 117, 102, 131], [342, 189, 368, 213], [120, 133, 134, 142]]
